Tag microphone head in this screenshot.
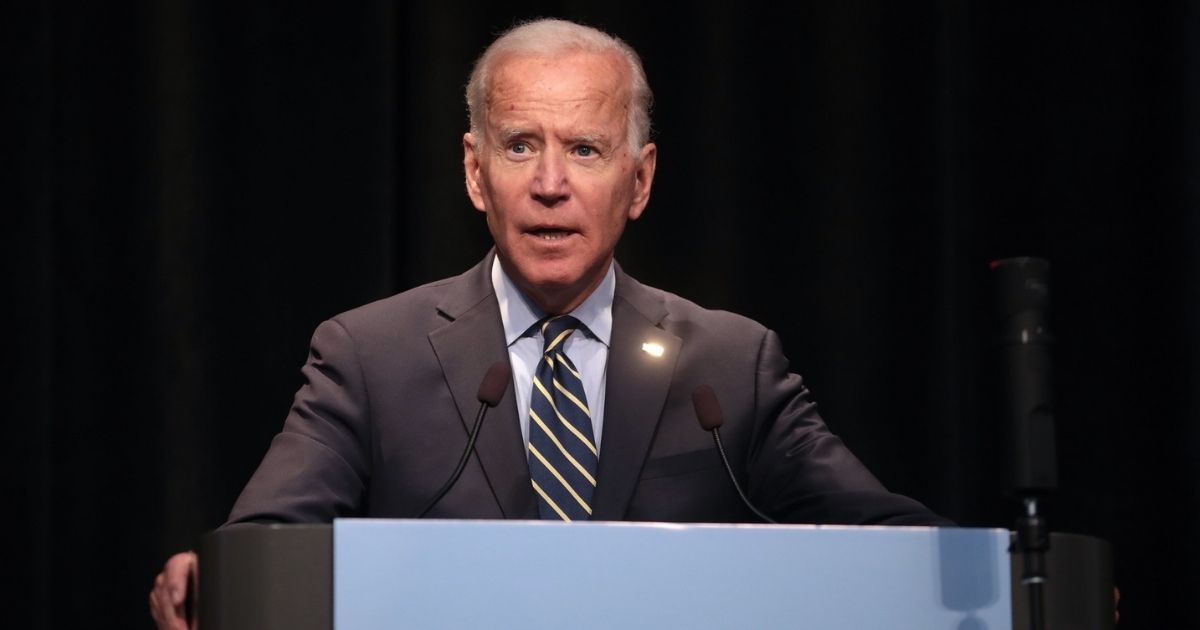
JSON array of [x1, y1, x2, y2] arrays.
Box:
[[991, 256, 1053, 346], [692, 385, 724, 431], [477, 361, 512, 407]]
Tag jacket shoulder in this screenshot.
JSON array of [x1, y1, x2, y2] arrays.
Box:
[[631, 279, 771, 344], [309, 270, 475, 348]]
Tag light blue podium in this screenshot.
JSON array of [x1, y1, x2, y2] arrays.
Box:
[[199, 521, 1113, 630], [336, 520, 1008, 629]]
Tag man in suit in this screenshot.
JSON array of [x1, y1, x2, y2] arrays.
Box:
[[150, 17, 945, 629]]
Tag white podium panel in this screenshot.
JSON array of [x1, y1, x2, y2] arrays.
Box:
[[334, 519, 1010, 630]]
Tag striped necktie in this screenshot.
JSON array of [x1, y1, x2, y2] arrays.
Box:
[[528, 315, 598, 521]]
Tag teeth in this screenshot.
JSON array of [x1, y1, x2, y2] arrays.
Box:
[[536, 231, 569, 240]]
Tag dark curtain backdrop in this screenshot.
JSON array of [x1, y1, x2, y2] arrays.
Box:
[[6, 1, 1197, 627]]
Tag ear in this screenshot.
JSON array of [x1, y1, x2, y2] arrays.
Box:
[[626, 142, 657, 221], [463, 132, 487, 212]]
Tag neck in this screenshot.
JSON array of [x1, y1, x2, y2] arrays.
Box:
[[523, 277, 601, 316]]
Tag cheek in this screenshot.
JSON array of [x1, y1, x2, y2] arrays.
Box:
[[487, 176, 528, 211]]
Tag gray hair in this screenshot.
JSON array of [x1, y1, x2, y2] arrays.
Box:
[[466, 19, 653, 149]]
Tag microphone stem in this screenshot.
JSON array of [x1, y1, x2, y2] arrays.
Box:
[[1016, 495, 1049, 630], [711, 428, 777, 525], [417, 401, 489, 518]]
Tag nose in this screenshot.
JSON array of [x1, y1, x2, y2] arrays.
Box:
[[530, 151, 569, 206]]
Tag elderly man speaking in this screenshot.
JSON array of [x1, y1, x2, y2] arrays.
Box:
[[149, 18, 945, 629]]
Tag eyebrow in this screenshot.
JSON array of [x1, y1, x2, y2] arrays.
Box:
[[568, 134, 606, 147], [497, 128, 532, 144], [494, 128, 615, 149]]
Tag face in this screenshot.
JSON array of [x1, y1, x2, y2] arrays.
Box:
[[463, 50, 657, 314]]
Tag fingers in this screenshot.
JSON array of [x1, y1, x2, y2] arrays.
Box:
[[149, 551, 198, 630], [163, 551, 198, 605], [150, 583, 187, 630]]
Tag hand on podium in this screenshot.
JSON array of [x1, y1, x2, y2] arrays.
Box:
[[149, 551, 197, 630]]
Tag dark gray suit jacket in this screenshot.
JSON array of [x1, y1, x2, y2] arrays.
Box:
[[228, 253, 946, 525]]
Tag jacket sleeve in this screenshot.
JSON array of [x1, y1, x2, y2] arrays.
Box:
[[746, 329, 952, 526], [226, 318, 372, 524]]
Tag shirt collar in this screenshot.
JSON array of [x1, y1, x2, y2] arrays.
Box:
[[491, 256, 614, 348]]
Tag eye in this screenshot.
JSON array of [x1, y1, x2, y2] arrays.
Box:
[[510, 142, 528, 154], [575, 145, 596, 157]]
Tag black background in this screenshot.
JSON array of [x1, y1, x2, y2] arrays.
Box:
[[6, 2, 1197, 627]]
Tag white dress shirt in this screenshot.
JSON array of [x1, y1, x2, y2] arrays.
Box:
[[491, 257, 613, 453]]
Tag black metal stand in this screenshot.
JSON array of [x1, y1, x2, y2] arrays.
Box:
[[1014, 496, 1049, 630]]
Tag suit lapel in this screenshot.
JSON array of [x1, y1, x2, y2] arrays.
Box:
[[591, 268, 681, 520], [428, 254, 537, 519]]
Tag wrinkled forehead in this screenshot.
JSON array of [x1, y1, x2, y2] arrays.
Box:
[[485, 50, 632, 119]]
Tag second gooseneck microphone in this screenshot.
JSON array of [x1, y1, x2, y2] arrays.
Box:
[[692, 385, 777, 524], [417, 361, 512, 518]]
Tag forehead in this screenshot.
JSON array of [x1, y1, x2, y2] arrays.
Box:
[[486, 51, 630, 131]]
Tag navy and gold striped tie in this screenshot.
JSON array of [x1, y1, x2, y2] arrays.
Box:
[[528, 315, 598, 521]]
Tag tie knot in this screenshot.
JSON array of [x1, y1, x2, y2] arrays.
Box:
[[539, 315, 583, 354]]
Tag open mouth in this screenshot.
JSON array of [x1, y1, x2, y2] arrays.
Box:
[[528, 228, 576, 241]]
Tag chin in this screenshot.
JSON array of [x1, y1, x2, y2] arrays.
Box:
[[500, 246, 604, 302], [524, 268, 585, 292], [506, 250, 573, 279]]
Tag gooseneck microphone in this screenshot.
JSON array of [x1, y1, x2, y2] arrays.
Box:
[[692, 385, 777, 524], [417, 361, 512, 518]]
